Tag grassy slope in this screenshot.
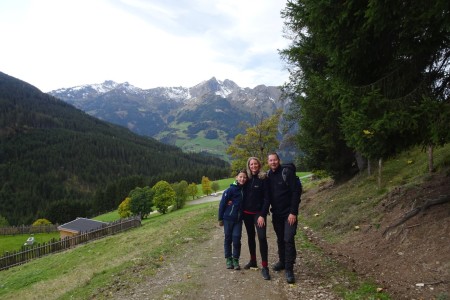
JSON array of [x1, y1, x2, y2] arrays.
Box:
[[156, 121, 231, 161], [300, 144, 450, 240], [0, 203, 218, 300]]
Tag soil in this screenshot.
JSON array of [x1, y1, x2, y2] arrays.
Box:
[[313, 172, 450, 300], [107, 173, 449, 300]]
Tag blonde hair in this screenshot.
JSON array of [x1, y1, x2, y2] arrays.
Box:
[[246, 157, 266, 180]]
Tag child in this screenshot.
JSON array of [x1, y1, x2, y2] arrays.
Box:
[[218, 169, 248, 270]]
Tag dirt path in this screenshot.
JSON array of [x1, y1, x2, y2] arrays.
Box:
[[111, 206, 342, 300], [108, 173, 450, 299]]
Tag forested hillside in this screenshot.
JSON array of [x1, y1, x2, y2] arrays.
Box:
[[0, 72, 229, 226]]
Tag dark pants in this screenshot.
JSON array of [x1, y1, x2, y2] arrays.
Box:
[[223, 220, 242, 259], [243, 213, 268, 263], [272, 214, 297, 270]]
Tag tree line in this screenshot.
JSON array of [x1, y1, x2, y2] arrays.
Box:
[[116, 175, 220, 220], [279, 0, 449, 179]]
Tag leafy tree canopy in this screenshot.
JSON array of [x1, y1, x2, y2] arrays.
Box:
[[152, 181, 176, 214], [187, 183, 198, 200], [129, 186, 153, 218], [201, 176, 212, 196], [211, 181, 220, 193], [172, 180, 189, 210], [227, 110, 281, 172], [118, 197, 132, 218]]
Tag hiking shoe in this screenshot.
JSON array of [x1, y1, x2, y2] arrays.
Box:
[[233, 258, 241, 270], [261, 267, 271, 280], [272, 261, 285, 271], [226, 257, 234, 269], [244, 260, 257, 269], [285, 270, 295, 284]]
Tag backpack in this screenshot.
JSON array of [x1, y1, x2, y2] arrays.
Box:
[[281, 163, 303, 196]]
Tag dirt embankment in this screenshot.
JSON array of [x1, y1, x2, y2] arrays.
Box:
[[301, 173, 450, 300]]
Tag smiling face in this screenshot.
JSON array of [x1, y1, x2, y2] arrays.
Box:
[[236, 171, 248, 185], [268, 154, 280, 171], [248, 159, 261, 175]]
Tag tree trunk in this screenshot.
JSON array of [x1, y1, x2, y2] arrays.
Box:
[[355, 152, 367, 172], [428, 145, 434, 173], [367, 158, 372, 176], [378, 157, 382, 188]]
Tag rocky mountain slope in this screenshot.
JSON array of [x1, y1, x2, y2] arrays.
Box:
[[49, 77, 287, 159]]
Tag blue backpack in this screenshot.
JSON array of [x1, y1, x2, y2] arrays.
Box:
[[281, 163, 303, 196]]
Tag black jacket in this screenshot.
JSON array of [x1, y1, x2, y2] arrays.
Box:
[[267, 165, 300, 217], [243, 173, 270, 218]]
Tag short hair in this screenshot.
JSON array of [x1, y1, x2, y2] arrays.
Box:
[[236, 169, 248, 176], [267, 152, 280, 160]]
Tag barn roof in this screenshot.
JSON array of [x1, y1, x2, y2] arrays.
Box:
[[57, 218, 107, 234]]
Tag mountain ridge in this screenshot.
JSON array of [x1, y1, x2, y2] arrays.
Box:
[[49, 77, 287, 160]]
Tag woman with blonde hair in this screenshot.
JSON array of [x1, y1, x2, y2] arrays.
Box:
[[242, 157, 271, 280]]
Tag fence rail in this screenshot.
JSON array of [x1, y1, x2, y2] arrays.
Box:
[[0, 224, 59, 235], [0, 216, 141, 271]]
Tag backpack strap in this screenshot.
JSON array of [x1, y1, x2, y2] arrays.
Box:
[[282, 167, 288, 185]]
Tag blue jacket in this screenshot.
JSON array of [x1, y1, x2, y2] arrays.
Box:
[[218, 181, 244, 222]]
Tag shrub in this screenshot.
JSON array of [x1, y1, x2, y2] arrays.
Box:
[[32, 218, 52, 226]]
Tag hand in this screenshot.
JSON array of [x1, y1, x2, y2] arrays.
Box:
[[218, 220, 224, 226], [287, 214, 297, 226], [257, 216, 265, 228]]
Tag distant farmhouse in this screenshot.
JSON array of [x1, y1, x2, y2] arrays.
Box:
[[57, 218, 107, 239]]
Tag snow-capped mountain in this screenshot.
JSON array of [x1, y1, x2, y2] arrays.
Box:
[[49, 77, 286, 159]]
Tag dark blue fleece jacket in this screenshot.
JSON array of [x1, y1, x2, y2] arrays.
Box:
[[218, 181, 244, 222]]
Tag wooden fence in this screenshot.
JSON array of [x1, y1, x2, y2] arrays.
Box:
[[0, 224, 59, 235], [0, 216, 141, 271]]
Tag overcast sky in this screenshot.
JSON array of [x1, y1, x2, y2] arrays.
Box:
[[0, 0, 290, 92]]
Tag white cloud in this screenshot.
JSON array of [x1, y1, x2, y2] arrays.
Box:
[[0, 0, 290, 91]]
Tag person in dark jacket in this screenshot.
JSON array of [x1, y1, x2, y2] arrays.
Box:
[[242, 157, 271, 280], [218, 169, 248, 270], [267, 152, 301, 284]]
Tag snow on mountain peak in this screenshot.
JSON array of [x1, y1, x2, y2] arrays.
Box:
[[164, 86, 190, 100], [215, 85, 233, 97]]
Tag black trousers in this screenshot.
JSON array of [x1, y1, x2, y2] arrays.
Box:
[[243, 213, 268, 263], [272, 214, 297, 270]]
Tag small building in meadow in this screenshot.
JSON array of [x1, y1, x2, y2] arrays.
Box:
[[57, 217, 107, 239]]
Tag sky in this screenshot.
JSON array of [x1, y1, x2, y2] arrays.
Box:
[[0, 0, 291, 92]]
